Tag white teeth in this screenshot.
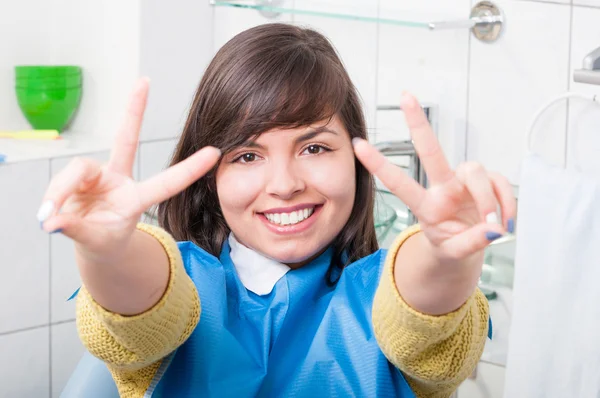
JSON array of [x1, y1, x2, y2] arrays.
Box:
[[264, 207, 316, 226]]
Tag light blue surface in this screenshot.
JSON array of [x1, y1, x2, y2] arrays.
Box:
[[61, 352, 118, 398]]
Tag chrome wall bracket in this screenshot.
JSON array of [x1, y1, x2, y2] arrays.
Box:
[[429, 1, 504, 43]]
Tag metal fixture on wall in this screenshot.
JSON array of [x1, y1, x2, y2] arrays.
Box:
[[429, 1, 504, 42], [573, 46, 600, 86]]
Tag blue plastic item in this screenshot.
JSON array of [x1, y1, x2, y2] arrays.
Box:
[[61, 352, 119, 397], [150, 241, 415, 397]]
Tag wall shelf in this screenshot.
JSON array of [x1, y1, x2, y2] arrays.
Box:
[[210, 0, 504, 42]]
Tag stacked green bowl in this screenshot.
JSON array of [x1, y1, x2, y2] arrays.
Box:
[[15, 66, 83, 132]]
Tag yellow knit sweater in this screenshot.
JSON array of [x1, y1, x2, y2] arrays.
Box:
[[76, 224, 489, 398]]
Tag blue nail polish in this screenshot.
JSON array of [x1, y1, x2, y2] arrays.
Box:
[[486, 232, 503, 241], [507, 218, 515, 234], [50, 229, 63, 234]]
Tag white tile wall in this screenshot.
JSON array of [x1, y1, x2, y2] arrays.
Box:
[[0, 0, 53, 130], [515, 0, 570, 4], [567, 6, 600, 174], [0, 160, 49, 333], [213, 3, 293, 52], [139, 0, 214, 141], [292, 3, 378, 132], [51, 321, 85, 398], [377, 0, 471, 168], [573, 0, 600, 7], [468, 0, 571, 184], [49, 152, 111, 323], [139, 139, 179, 180], [0, 327, 50, 398], [49, 0, 140, 141], [139, 139, 179, 221]]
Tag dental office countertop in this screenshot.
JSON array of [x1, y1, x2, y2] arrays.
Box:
[[0, 133, 112, 164]]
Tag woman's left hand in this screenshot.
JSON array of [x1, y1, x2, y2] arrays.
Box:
[[353, 93, 516, 263]]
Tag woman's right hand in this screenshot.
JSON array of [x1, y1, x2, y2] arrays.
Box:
[[37, 77, 221, 267]]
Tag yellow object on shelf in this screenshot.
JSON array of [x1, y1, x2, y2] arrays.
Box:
[[0, 130, 60, 140]]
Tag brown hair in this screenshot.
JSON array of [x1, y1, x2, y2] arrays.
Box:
[[158, 23, 378, 283]]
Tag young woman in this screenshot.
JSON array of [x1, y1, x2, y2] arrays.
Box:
[[39, 24, 515, 397]]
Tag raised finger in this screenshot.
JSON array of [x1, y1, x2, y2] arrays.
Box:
[[352, 138, 425, 212], [401, 93, 453, 185], [438, 222, 506, 259], [136, 146, 221, 209], [108, 77, 150, 177], [37, 158, 102, 224], [488, 172, 517, 232], [455, 162, 501, 224]]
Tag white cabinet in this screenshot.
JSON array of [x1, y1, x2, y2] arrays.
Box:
[[457, 362, 506, 398], [0, 159, 50, 333]]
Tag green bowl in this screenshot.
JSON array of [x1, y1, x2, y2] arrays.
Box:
[[16, 86, 82, 132], [16, 75, 83, 90], [15, 65, 82, 79]]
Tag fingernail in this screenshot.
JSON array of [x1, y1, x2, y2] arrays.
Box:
[[351, 137, 363, 147], [36, 200, 55, 223], [486, 232, 503, 241], [50, 229, 63, 234], [507, 218, 515, 234], [485, 212, 499, 224], [213, 147, 222, 157]]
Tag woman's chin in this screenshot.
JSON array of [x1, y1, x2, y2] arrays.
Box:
[[262, 246, 326, 268]]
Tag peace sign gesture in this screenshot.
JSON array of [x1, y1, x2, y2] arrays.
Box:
[[37, 78, 221, 263], [354, 93, 516, 262]]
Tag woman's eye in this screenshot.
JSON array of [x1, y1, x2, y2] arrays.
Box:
[[303, 145, 328, 155], [235, 153, 258, 163]]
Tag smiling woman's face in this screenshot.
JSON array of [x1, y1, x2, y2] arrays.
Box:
[[216, 116, 356, 267]]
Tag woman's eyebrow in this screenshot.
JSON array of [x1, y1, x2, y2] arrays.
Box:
[[294, 127, 338, 144]]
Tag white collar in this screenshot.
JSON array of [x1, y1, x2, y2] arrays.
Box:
[[228, 233, 291, 296]]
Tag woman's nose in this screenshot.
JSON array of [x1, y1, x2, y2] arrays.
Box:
[[265, 161, 305, 200]]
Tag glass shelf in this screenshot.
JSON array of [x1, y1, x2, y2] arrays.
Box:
[[210, 0, 504, 40], [212, 0, 429, 29]]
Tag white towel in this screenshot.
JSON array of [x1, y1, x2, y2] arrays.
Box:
[[504, 154, 600, 397]]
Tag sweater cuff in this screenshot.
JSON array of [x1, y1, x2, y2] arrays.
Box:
[[375, 225, 476, 341], [76, 223, 200, 367]]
